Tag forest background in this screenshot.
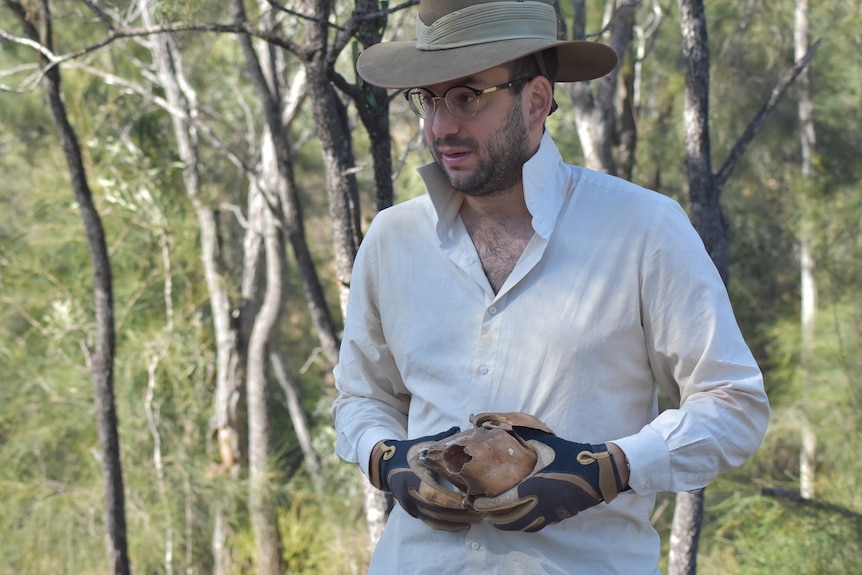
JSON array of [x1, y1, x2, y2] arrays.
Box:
[[1, 0, 860, 574]]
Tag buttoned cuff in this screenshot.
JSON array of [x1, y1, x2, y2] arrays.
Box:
[[611, 425, 671, 495], [357, 427, 402, 478]]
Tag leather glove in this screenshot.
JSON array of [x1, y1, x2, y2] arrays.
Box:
[[471, 424, 625, 532], [369, 427, 481, 531]]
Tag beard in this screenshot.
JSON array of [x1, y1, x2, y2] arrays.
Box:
[[432, 101, 531, 197]]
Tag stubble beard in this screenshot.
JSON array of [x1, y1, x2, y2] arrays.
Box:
[[433, 102, 530, 198]]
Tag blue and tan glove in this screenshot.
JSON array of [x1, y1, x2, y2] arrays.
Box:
[[369, 427, 481, 532], [470, 420, 625, 532]]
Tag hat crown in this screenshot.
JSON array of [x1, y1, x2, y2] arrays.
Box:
[[416, 1, 558, 50], [419, 0, 555, 26]]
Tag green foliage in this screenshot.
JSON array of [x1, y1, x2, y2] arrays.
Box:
[[2, 0, 861, 572], [699, 490, 862, 574]]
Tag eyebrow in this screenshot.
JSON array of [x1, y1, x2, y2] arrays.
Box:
[[419, 75, 488, 94]]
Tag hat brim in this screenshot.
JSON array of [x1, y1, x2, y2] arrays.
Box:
[[356, 39, 617, 89]]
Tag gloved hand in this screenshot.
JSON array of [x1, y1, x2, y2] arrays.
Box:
[[369, 427, 481, 531], [471, 425, 625, 532]]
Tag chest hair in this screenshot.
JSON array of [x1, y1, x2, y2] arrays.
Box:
[[466, 218, 534, 293]]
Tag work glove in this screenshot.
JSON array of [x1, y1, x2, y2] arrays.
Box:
[[471, 423, 625, 532], [369, 427, 481, 532]]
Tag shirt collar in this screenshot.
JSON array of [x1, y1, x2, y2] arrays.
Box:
[[418, 131, 569, 242]]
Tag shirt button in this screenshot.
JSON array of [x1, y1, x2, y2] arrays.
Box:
[[470, 541, 480, 550], [478, 365, 489, 375], [488, 306, 498, 315]]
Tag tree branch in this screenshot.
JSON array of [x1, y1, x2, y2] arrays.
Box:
[[0, 21, 304, 82], [331, 0, 419, 58], [715, 39, 821, 191]]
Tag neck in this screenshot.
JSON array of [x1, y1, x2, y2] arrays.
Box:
[[460, 185, 529, 223]]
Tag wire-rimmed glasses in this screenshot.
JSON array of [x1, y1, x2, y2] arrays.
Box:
[[404, 77, 534, 120]]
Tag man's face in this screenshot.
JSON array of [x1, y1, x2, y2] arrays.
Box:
[[421, 66, 531, 197]]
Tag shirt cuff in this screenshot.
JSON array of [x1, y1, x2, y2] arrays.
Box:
[[356, 428, 399, 478], [611, 425, 671, 495]]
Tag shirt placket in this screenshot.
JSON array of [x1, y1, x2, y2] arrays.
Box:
[[467, 296, 504, 410], [464, 531, 490, 573]]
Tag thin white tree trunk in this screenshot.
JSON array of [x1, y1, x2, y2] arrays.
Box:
[[139, 3, 245, 569], [146, 355, 174, 575], [270, 352, 323, 489], [246, 198, 286, 575], [795, 0, 817, 501]]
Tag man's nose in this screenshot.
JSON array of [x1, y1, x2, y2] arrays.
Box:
[[427, 103, 460, 139]]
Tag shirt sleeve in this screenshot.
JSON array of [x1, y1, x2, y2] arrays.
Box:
[[612, 200, 770, 495], [330, 218, 410, 478]]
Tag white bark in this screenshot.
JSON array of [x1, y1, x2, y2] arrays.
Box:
[[271, 352, 323, 486], [568, 0, 636, 175], [795, 0, 817, 501], [146, 355, 174, 575], [139, 2, 244, 569]]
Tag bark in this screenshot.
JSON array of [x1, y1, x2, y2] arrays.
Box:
[[138, 3, 246, 568], [301, 0, 363, 314], [616, 60, 638, 181], [568, 0, 636, 175], [345, 0, 395, 212], [241, 0, 342, 368], [671, 0, 819, 569], [5, 1, 130, 572], [670, 3, 715, 572], [145, 355, 174, 575], [668, 489, 705, 575], [231, 3, 290, 571], [307, 0, 392, 542], [795, 0, 816, 501], [271, 352, 323, 492], [678, 0, 726, 282], [245, 195, 287, 575], [277, 84, 342, 366]]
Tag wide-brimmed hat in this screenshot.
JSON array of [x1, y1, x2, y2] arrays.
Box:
[[356, 0, 618, 89]]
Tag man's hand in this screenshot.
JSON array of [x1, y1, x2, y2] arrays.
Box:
[[471, 426, 626, 532], [369, 427, 481, 531]]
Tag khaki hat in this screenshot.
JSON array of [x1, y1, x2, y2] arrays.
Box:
[[356, 0, 618, 89]]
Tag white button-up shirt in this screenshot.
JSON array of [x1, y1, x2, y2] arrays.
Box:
[[332, 132, 769, 574]]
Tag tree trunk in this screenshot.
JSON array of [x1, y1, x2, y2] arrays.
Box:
[[271, 352, 323, 489], [670, 1, 717, 572], [246, 188, 287, 575], [231, 7, 285, 573], [237, 0, 343, 371], [302, 1, 363, 314], [678, 0, 726, 280], [303, 0, 392, 543], [795, 0, 817, 501], [568, 0, 636, 175], [672, 0, 819, 569], [6, 1, 131, 572], [351, 0, 396, 212], [139, 3, 246, 568], [668, 489, 705, 575], [146, 355, 174, 575]]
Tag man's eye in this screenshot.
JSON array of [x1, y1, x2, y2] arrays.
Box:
[[452, 90, 477, 105]]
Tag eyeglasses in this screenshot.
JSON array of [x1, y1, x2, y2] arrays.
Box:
[[404, 77, 534, 120]]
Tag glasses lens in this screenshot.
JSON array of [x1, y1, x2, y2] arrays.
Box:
[[407, 89, 435, 118], [445, 87, 479, 119]]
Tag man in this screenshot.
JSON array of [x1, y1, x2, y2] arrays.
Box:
[[332, 0, 770, 573]]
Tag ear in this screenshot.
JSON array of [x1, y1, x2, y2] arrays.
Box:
[[525, 76, 554, 130]]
